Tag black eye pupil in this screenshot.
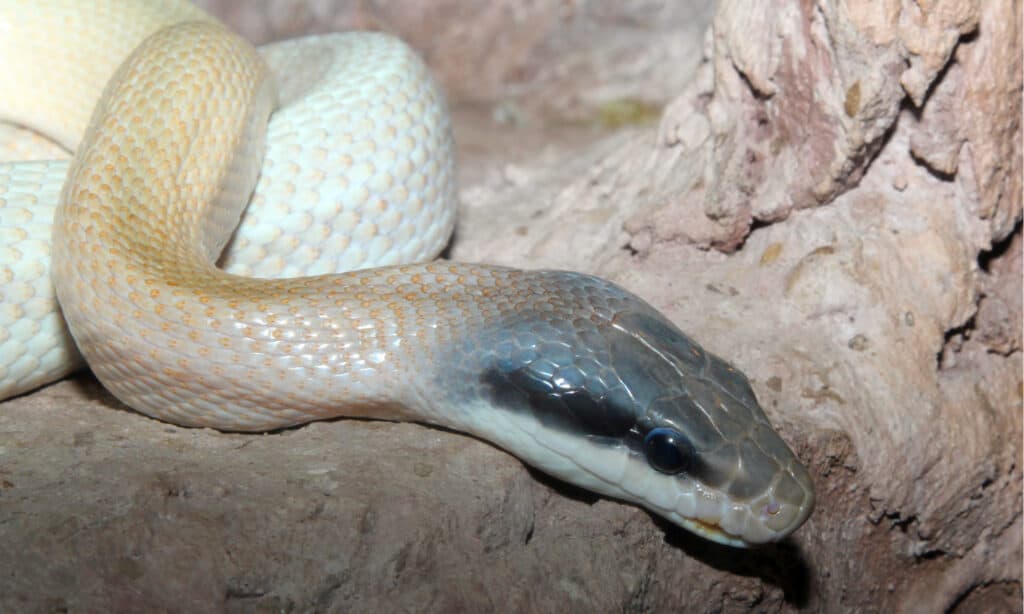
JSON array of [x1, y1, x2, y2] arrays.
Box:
[[643, 427, 691, 474]]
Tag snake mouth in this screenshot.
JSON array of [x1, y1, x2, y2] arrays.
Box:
[[679, 517, 749, 548], [672, 483, 815, 548]]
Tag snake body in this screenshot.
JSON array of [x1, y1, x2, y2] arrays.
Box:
[[0, 1, 454, 399], [2, 1, 813, 546]]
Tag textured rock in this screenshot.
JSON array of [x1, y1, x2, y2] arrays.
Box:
[[193, 0, 715, 121], [2, 0, 1020, 612]]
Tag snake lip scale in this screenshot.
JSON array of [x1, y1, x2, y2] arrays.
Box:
[[1, 1, 814, 547]]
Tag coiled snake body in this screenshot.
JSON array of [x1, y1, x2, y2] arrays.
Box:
[[0, 1, 813, 546]]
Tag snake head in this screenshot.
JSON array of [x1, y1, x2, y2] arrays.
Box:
[[468, 273, 815, 547]]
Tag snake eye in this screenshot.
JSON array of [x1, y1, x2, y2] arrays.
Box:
[[643, 427, 693, 474]]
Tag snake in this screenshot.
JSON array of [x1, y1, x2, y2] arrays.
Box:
[[0, 1, 814, 547]]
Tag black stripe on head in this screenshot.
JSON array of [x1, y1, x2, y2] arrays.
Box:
[[481, 361, 638, 438]]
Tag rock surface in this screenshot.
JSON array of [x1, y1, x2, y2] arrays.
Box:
[[2, 0, 1020, 612]]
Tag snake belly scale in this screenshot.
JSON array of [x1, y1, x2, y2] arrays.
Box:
[[3, 1, 814, 546]]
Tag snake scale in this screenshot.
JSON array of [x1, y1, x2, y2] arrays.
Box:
[[0, 0, 813, 546]]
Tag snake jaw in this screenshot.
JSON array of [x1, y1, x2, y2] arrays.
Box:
[[462, 395, 812, 547], [672, 475, 815, 547], [641, 468, 814, 547]]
